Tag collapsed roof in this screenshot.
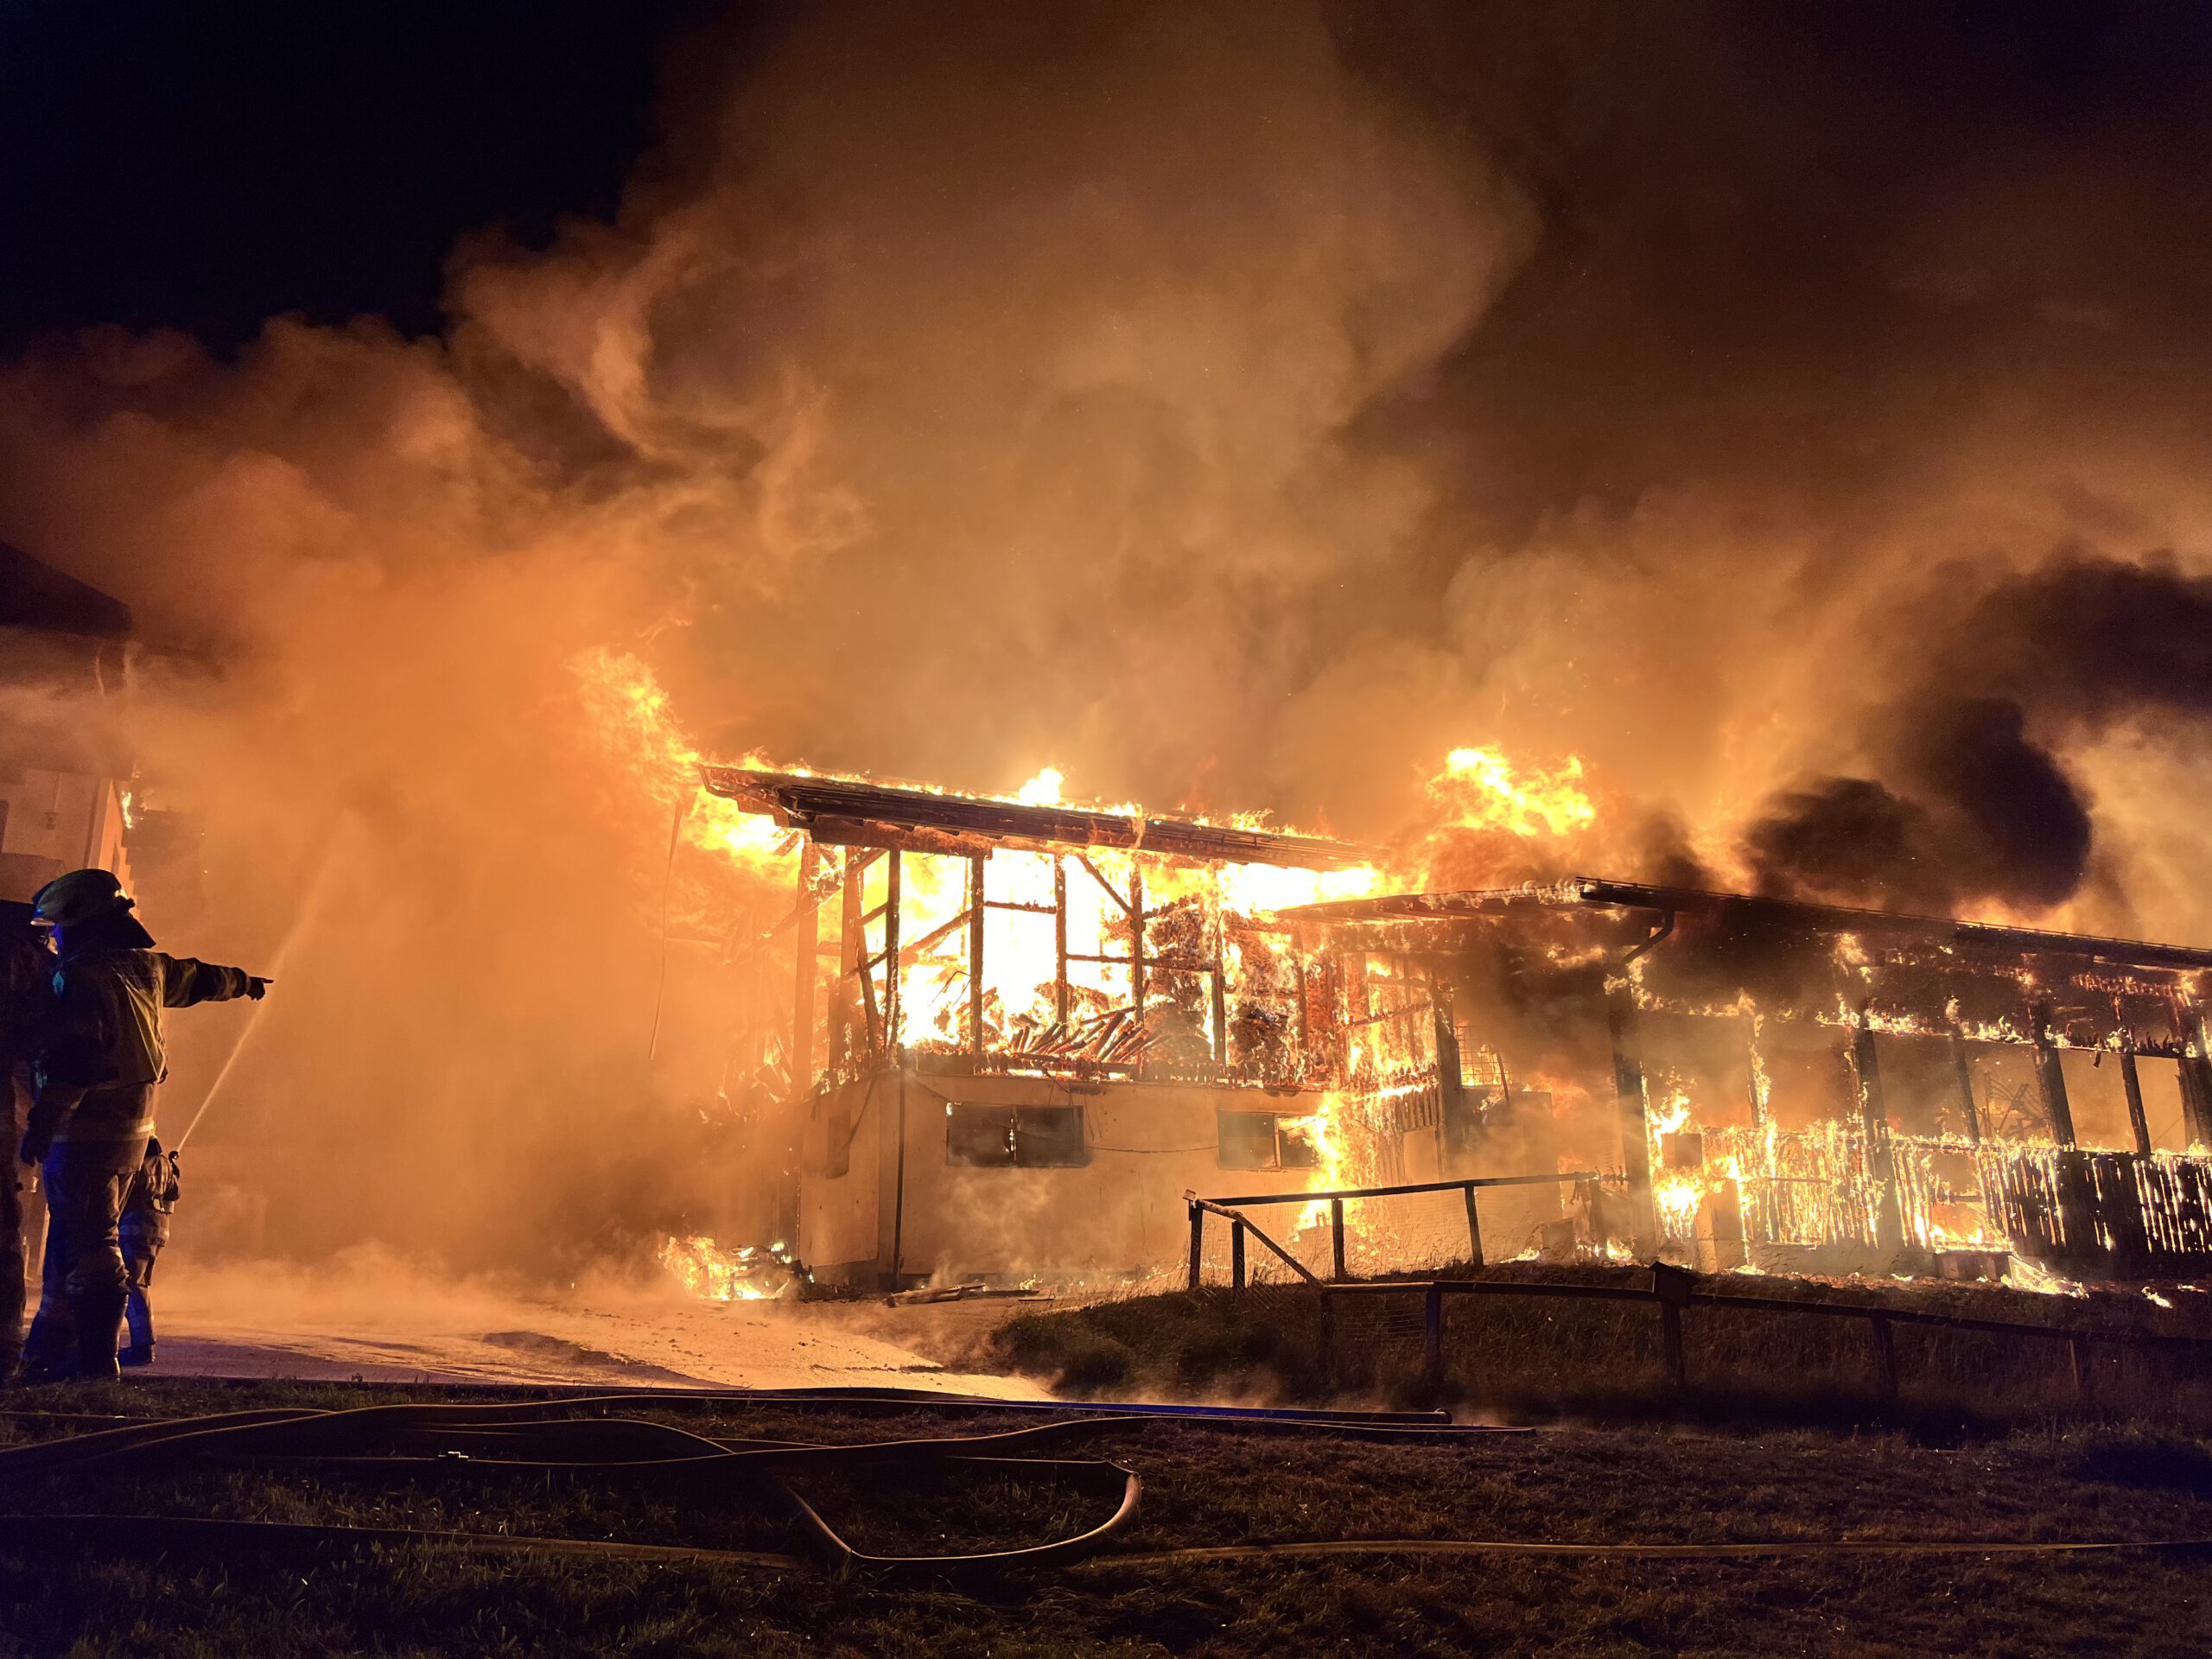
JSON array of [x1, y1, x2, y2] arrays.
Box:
[[699, 766, 1367, 871]]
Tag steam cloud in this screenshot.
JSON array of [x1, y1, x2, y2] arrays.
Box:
[[2, 1, 2210, 1267]]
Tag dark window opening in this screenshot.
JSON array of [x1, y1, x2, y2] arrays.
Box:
[[945, 1103, 1090, 1168], [1217, 1109, 1323, 1171]]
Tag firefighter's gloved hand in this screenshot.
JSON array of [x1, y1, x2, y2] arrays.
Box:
[[19, 1106, 60, 1166], [246, 976, 274, 1000]]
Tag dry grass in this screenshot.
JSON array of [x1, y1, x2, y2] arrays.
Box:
[[995, 1262, 2212, 1426], [0, 1376, 2209, 1655]]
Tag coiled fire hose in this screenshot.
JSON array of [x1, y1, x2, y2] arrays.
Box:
[[1, 1395, 2205, 1579], [0, 1395, 1160, 1581]]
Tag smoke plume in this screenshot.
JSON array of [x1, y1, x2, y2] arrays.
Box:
[[3, 2, 2212, 1266]]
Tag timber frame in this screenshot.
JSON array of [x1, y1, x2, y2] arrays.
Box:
[[1287, 878, 2212, 1278], [702, 766, 1368, 1092]]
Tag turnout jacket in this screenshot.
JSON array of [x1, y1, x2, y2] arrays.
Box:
[[39, 948, 256, 1142], [0, 921, 48, 1071]]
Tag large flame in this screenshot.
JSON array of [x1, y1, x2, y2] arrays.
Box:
[[1429, 745, 1597, 840], [572, 646, 798, 884]]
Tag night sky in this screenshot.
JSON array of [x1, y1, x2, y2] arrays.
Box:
[[0, 1, 723, 351], [9, 1, 2212, 391]]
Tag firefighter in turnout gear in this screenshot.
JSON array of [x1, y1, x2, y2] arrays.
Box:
[[118, 1136, 180, 1367], [0, 900, 52, 1381], [17, 870, 269, 1382]]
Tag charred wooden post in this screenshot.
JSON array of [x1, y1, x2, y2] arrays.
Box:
[[1948, 1032, 1983, 1147], [882, 850, 901, 1046], [838, 852, 866, 1060], [1052, 857, 1070, 1025], [1606, 990, 1662, 1255], [2121, 1046, 2154, 1158], [967, 854, 986, 1063], [1433, 998, 1467, 1154], [1129, 865, 1147, 1071], [789, 845, 819, 1098], [884, 1053, 910, 1287], [1463, 1183, 1485, 1268], [1187, 1200, 1204, 1290], [1330, 1198, 1347, 1281], [1230, 1218, 1247, 1290], [2031, 1001, 2079, 1147], [1848, 1016, 1906, 1255]]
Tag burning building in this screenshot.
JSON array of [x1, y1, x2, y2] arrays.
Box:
[[701, 766, 1378, 1287], [702, 765, 2212, 1292], [1291, 880, 2212, 1284]]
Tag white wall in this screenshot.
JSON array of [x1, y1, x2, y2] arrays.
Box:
[[796, 1067, 1341, 1284], [0, 768, 130, 899]]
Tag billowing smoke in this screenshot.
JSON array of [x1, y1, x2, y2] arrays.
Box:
[[3, 2, 2212, 1268], [1746, 552, 2212, 917]]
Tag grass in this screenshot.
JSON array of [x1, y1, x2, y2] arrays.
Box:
[[994, 1262, 2212, 1426], [0, 1376, 2209, 1655]]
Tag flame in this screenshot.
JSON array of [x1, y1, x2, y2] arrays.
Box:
[[1214, 861, 1382, 913], [1428, 745, 1597, 840], [1283, 1089, 1351, 1231], [1014, 766, 1065, 805], [571, 646, 797, 883], [2002, 1255, 2091, 1298], [657, 1234, 793, 1301]]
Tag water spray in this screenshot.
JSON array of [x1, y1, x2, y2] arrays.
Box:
[[174, 830, 349, 1150]]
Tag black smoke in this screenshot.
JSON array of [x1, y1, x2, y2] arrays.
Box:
[[1746, 552, 2212, 914]]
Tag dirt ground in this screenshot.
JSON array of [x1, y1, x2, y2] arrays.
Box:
[[141, 1252, 1052, 1397]]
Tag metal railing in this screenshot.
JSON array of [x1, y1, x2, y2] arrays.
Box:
[[1179, 1181, 2212, 1409], [1184, 1171, 1601, 1287]]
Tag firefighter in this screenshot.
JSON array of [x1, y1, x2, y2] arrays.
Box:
[[118, 1135, 180, 1367], [0, 900, 53, 1381], [17, 869, 269, 1383]]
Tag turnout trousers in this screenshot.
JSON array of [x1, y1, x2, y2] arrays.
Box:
[[23, 1090, 152, 1378]]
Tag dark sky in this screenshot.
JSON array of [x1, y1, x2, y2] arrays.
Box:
[[0, 0, 729, 352], [7, 1, 2211, 367]]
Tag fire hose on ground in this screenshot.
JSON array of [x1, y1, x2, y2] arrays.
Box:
[[0, 1392, 2207, 1583]]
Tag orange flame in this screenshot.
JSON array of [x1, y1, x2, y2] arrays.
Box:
[[571, 646, 798, 882], [1428, 744, 1597, 839]]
